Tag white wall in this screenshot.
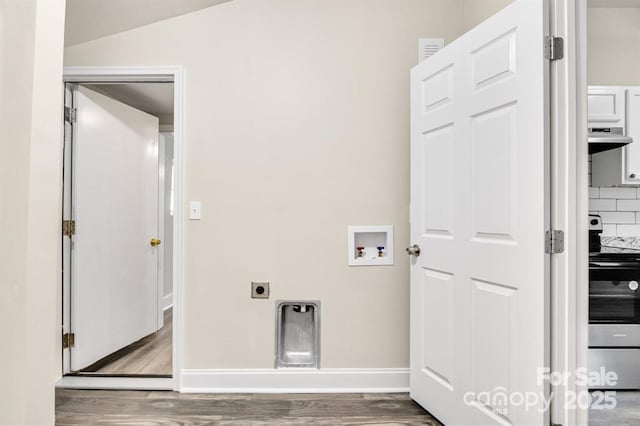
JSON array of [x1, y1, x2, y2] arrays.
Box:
[[588, 7, 640, 237], [0, 0, 65, 424], [588, 7, 640, 85], [162, 133, 174, 305]]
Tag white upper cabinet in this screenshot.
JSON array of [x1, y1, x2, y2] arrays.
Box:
[[588, 86, 626, 129], [591, 86, 640, 186], [626, 88, 640, 183]]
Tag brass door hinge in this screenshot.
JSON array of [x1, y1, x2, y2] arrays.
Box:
[[63, 220, 75, 236], [62, 332, 75, 349]]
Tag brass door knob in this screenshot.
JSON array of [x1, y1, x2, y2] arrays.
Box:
[[150, 238, 162, 247]]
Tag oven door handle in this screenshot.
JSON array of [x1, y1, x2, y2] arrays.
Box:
[[590, 262, 631, 267], [590, 294, 638, 298]]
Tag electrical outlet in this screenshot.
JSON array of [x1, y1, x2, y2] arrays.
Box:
[[251, 281, 269, 299]]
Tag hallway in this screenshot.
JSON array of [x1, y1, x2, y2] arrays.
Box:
[[79, 308, 172, 376]]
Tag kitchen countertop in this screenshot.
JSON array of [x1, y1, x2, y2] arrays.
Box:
[[599, 236, 640, 253]]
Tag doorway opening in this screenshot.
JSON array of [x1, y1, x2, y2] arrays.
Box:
[[59, 68, 183, 390], [585, 3, 640, 424]]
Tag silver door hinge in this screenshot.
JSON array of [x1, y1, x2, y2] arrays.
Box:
[[62, 333, 75, 349], [545, 230, 565, 254], [63, 220, 75, 236], [64, 106, 76, 123], [544, 36, 564, 61]]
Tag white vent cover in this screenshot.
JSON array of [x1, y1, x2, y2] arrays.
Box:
[[418, 38, 444, 62]]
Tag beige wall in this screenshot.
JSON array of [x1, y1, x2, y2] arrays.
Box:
[[462, 0, 515, 31], [588, 7, 640, 85], [64, 0, 516, 370], [0, 0, 65, 424], [65, 0, 461, 370], [0, 0, 518, 423]]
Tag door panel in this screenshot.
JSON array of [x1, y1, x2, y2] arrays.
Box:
[[410, 0, 550, 424], [588, 86, 625, 128], [423, 125, 454, 237], [626, 88, 640, 183], [71, 86, 160, 371], [422, 269, 454, 388]]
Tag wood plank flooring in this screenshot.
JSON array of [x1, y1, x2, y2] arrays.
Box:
[[55, 389, 442, 425], [81, 308, 172, 376]]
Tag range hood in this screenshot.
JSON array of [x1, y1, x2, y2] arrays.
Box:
[[589, 127, 633, 154]]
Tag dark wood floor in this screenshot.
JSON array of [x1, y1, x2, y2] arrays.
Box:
[[55, 389, 442, 425]]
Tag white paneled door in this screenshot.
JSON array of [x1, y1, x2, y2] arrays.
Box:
[[70, 86, 160, 371], [409, 0, 550, 424]]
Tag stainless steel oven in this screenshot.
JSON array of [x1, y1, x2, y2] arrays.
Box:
[[588, 215, 640, 389], [590, 258, 640, 324]]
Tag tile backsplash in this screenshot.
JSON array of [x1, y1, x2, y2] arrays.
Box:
[[589, 186, 640, 236], [588, 155, 640, 237]]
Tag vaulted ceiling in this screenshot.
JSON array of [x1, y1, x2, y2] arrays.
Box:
[[65, 0, 640, 48], [64, 0, 233, 46]]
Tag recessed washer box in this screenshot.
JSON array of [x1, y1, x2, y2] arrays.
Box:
[[347, 225, 394, 266], [275, 301, 320, 369]]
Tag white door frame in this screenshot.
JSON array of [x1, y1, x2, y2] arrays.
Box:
[[58, 66, 184, 391], [550, 0, 589, 425]]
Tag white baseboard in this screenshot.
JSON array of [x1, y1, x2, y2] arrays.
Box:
[[56, 376, 173, 390], [162, 293, 173, 311], [180, 368, 409, 393]]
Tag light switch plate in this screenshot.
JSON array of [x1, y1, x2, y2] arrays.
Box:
[[189, 201, 202, 220]]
